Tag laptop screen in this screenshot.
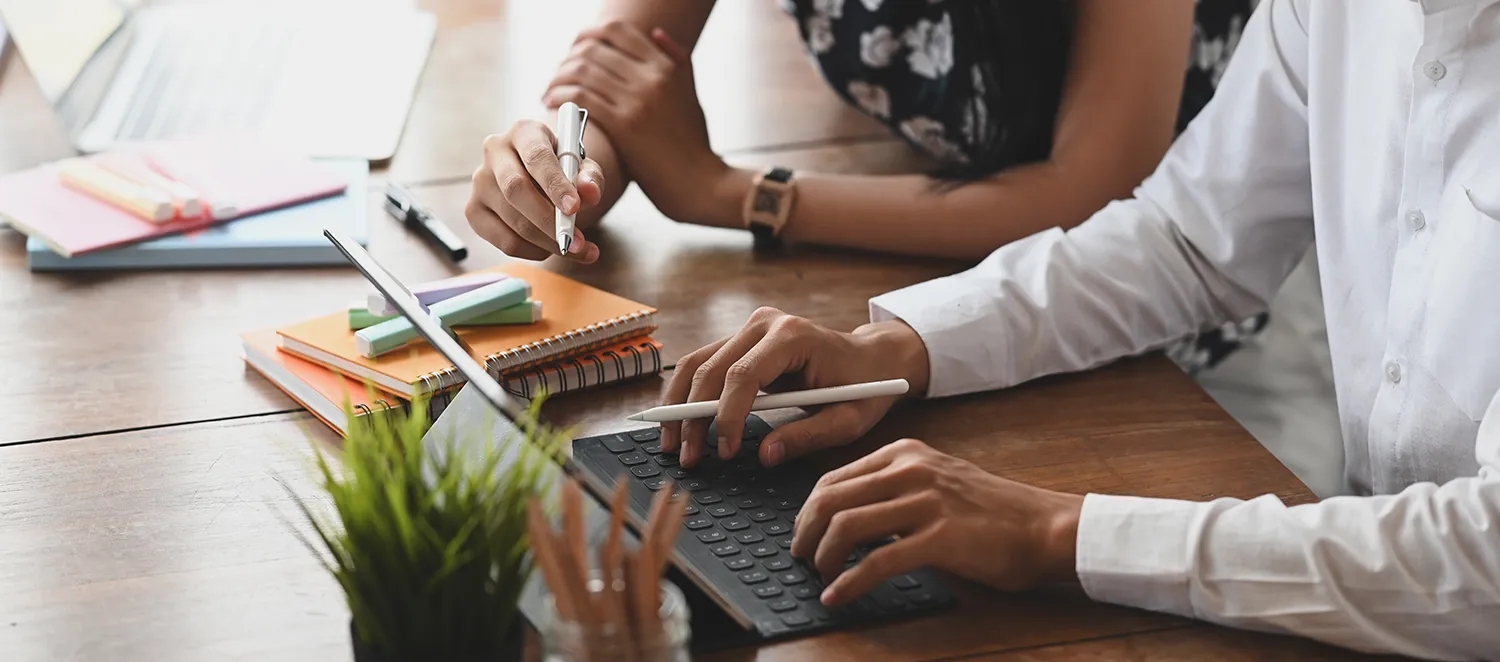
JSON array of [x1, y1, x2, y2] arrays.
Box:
[[0, 0, 126, 102]]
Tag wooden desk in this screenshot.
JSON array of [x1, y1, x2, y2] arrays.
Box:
[[0, 358, 1368, 662]]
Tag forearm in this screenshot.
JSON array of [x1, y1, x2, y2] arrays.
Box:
[[555, 0, 718, 228], [702, 159, 1146, 260]]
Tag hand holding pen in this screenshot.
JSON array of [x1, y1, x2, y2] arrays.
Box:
[[465, 106, 604, 263]]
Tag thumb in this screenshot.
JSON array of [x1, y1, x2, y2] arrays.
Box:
[[577, 158, 605, 207], [760, 404, 867, 467], [651, 27, 691, 64]]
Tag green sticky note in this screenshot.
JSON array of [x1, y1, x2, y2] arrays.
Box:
[[348, 300, 541, 330], [356, 278, 532, 358]]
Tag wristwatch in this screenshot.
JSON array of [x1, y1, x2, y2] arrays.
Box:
[[743, 166, 796, 243]]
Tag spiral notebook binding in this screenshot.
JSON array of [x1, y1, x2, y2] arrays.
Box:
[[411, 309, 657, 396], [346, 392, 454, 431], [502, 340, 662, 399]]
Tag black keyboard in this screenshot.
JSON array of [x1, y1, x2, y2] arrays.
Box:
[[572, 416, 955, 639]]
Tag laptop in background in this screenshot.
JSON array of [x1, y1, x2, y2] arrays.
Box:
[[0, 0, 434, 162]]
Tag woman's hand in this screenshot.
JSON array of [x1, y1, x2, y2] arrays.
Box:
[[660, 307, 932, 469], [792, 439, 1084, 606], [466, 119, 604, 262], [544, 22, 733, 225]]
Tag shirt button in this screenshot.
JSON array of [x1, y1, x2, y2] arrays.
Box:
[[1407, 210, 1426, 231], [1386, 362, 1403, 384], [1423, 60, 1447, 81]]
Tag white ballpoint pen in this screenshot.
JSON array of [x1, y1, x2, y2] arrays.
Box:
[[554, 102, 588, 256], [625, 379, 911, 423]]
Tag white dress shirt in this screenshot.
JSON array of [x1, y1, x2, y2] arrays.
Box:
[[868, 0, 1500, 658]]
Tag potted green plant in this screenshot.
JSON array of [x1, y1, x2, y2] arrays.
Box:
[[286, 395, 568, 662]]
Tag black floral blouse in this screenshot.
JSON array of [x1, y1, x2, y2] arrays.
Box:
[[782, 0, 1263, 374]]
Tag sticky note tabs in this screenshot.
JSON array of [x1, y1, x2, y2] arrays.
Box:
[[367, 272, 512, 315], [357, 278, 532, 357]]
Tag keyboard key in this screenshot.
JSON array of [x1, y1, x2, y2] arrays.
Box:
[[791, 585, 819, 600], [773, 498, 801, 511], [908, 591, 935, 606], [722, 518, 751, 531], [735, 497, 763, 509], [694, 493, 723, 505], [668, 468, 692, 479], [680, 479, 707, 492], [805, 604, 830, 621], [630, 428, 661, 442], [685, 517, 713, 530], [764, 558, 793, 571], [644, 477, 669, 490], [768, 598, 798, 613], [724, 557, 754, 570], [762, 522, 790, 536], [872, 592, 906, 611], [654, 454, 678, 466], [747, 544, 778, 558], [640, 442, 662, 455], [781, 613, 812, 627], [682, 502, 700, 516], [601, 435, 635, 453], [697, 530, 727, 543], [891, 575, 921, 591], [778, 572, 806, 585], [748, 510, 777, 522], [753, 584, 784, 598], [618, 452, 648, 466], [711, 543, 741, 557], [739, 571, 769, 584], [724, 485, 747, 497], [631, 465, 661, 478], [706, 505, 737, 518], [775, 537, 793, 549], [762, 487, 780, 497], [735, 531, 765, 544]]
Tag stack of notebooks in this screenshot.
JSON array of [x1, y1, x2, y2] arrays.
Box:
[[0, 138, 367, 271], [243, 263, 664, 436]]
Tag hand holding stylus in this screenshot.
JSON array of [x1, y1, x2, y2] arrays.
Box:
[[658, 307, 932, 469]]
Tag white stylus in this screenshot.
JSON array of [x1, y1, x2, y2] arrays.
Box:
[[554, 102, 587, 256], [625, 379, 910, 423]]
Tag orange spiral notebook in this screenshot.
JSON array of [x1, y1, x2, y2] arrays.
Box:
[[245, 329, 664, 436], [276, 263, 658, 398]]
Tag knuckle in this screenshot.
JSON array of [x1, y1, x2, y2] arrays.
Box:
[[892, 437, 925, 453], [471, 166, 488, 187], [481, 133, 507, 153], [723, 360, 756, 386], [499, 174, 529, 201], [768, 314, 809, 336], [690, 362, 718, 392], [601, 19, 629, 36], [521, 141, 556, 166], [826, 510, 853, 537]]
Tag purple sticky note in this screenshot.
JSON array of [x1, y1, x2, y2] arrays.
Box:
[[367, 272, 511, 315]]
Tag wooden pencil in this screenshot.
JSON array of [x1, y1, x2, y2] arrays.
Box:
[[527, 501, 577, 622]]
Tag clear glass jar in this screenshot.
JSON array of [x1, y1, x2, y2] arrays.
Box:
[[541, 578, 691, 662]]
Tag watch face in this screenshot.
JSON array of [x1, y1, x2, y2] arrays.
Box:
[[753, 189, 783, 215]]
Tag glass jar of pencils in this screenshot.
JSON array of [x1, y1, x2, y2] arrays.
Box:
[[542, 578, 691, 662]]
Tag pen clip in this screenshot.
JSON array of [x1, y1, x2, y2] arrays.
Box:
[[555, 107, 588, 162]]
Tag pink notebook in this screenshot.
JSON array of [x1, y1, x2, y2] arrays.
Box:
[[0, 140, 348, 257]]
